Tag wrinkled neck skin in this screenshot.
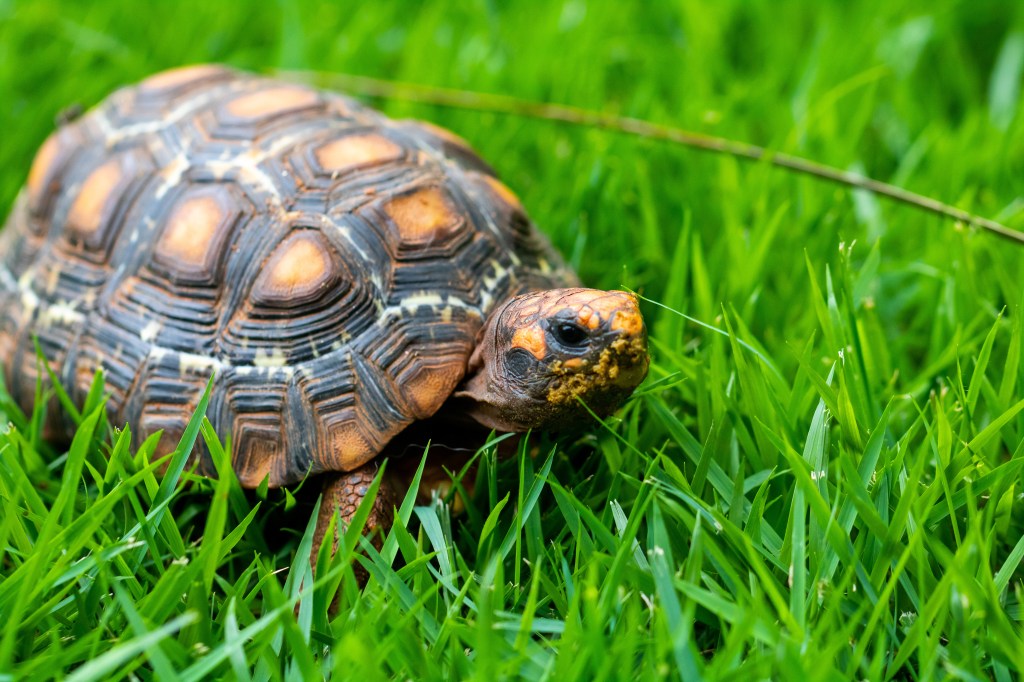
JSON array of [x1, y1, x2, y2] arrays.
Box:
[[454, 316, 543, 432], [382, 310, 539, 457], [385, 405, 508, 456]]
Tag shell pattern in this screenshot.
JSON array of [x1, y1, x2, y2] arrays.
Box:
[[0, 65, 576, 487]]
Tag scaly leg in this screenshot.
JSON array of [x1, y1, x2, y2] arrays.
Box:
[[312, 459, 396, 574], [389, 445, 478, 512]]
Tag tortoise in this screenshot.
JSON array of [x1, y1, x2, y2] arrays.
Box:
[[0, 65, 649, 560]]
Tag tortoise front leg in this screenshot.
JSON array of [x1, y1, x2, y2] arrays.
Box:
[[312, 460, 396, 572]]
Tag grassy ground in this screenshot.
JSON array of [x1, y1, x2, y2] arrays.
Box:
[[2, 0, 1024, 679]]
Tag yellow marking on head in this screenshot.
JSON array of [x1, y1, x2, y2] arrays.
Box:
[[28, 134, 59, 209], [576, 305, 602, 330], [562, 357, 586, 370], [610, 308, 644, 336], [141, 64, 223, 90], [512, 325, 547, 360], [383, 187, 462, 244], [68, 158, 122, 236], [549, 290, 643, 335], [546, 336, 648, 406], [584, 291, 636, 320], [157, 195, 224, 265], [226, 86, 319, 118], [315, 134, 403, 173], [481, 175, 524, 212]]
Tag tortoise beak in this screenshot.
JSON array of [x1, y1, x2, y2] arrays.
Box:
[[603, 292, 649, 390], [552, 289, 650, 396], [606, 292, 645, 338]]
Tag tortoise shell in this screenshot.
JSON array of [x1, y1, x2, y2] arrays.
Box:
[[0, 65, 577, 487]]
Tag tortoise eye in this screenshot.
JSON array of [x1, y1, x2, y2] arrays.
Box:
[[551, 321, 588, 347]]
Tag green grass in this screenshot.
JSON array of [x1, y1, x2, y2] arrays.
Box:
[[2, 0, 1024, 679]]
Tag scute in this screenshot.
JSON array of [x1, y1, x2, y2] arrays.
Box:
[[27, 134, 60, 210], [139, 64, 231, 92], [313, 133, 404, 175], [383, 186, 466, 245], [252, 231, 339, 306], [0, 66, 576, 487], [154, 187, 234, 277], [224, 86, 321, 120]]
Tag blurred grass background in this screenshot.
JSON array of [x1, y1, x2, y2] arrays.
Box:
[[3, 0, 1022, 332], [2, 0, 1024, 679]]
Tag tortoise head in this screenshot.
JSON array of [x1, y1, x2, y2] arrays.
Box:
[[456, 288, 649, 432]]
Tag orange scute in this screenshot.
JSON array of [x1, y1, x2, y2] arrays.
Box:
[[251, 232, 342, 305], [315, 134, 403, 173], [383, 187, 462, 243], [226, 87, 319, 119], [236, 438, 279, 487], [141, 64, 224, 90], [416, 120, 474, 151], [327, 422, 377, 472], [157, 195, 225, 266], [481, 174, 524, 212], [27, 134, 59, 210], [267, 235, 329, 293], [402, 363, 462, 419], [67, 158, 123, 235]]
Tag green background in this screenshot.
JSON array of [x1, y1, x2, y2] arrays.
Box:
[[1, 0, 1024, 679]]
